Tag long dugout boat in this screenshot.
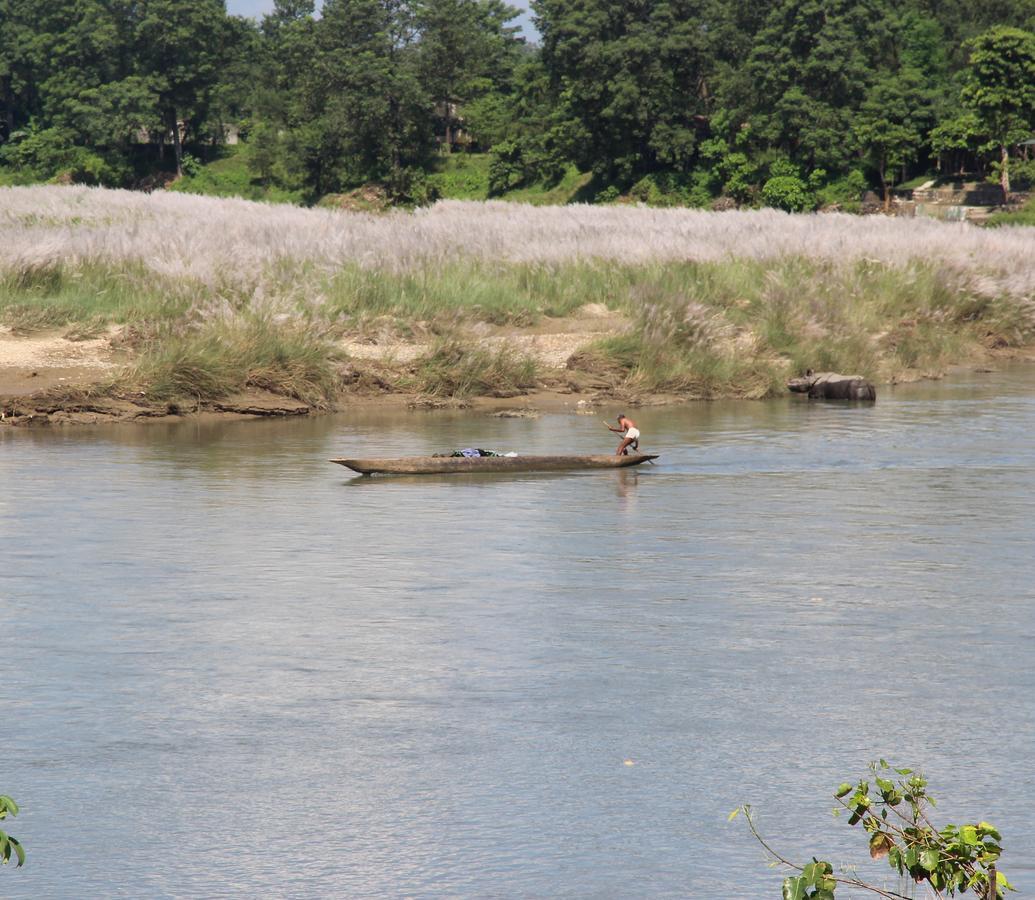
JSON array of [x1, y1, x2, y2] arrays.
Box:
[[331, 454, 659, 475]]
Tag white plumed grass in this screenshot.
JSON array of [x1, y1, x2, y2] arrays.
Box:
[[2, 185, 1034, 295]]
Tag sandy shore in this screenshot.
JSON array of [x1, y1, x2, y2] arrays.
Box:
[[0, 309, 645, 427], [4, 313, 1034, 428]]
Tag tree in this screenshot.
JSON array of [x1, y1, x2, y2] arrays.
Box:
[[533, 0, 714, 183], [741, 0, 896, 172], [911, 0, 1035, 68], [296, 0, 431, 196], [206, 15, 263, 147], [0, 0, 37, 142], [0, 0, 148, 181], [415, 0, 523, 150], [930, 112, 985, 176], [260, 0, 317, 100], [961, 26, 1035, 196], [134, 0, 228, 176], [854, 71, 926, 210], [246, 0, 318, 188]]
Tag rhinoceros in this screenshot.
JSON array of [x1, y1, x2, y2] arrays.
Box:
[[787, 370, 877, 401]]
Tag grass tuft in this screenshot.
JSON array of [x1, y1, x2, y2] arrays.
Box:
[[121, 317, 340, 406], [409, 338, 539, 398], [585, 333, 781, 398]]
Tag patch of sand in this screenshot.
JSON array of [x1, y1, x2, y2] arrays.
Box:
[[0, 326, 122, 397], [340, 311, 631, 368]]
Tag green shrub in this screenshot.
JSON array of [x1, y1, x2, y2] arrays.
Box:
[[426, 153, 491, 200], [766, 158, 800, 179], [461, 93, 512, 149], [762, 175, 814, 212], [1005, 157, 1035, 191], [686, 168, 717, 207], [387, 166, 439, 207], [717, 152, 758, 205], [0, 124, 126, 185], [816, 170, 868, 209], [737, 761, 1013, 900], [488, 139, 527, 195], [627, 172, 702, 207], [180, 153, 202, 178]]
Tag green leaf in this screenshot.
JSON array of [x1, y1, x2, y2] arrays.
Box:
[[728, 807, 740, 822], [782, 876, 806, 900], [834, 783, 852, 798], [978, 821, 1002, 840], [919, 848, 940, 871], [11, 837, 24, 868], [961, 824, 979, 845]]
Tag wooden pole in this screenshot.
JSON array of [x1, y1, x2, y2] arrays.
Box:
[[987, 865, 997, 900]]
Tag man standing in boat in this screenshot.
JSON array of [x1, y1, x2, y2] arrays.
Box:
[[607, 414, 641, 456]]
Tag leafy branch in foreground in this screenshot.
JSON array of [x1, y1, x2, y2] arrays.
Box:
[[731, 761, 1012, 899], [0, 795, 25, 868]]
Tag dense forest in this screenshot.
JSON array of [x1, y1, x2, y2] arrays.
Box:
[[2, 0, 1034, 208]]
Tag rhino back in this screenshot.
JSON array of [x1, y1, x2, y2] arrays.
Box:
[[808, 374, 876, 400]]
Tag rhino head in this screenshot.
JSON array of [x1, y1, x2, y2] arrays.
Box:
[[786, 369, 817, 393]]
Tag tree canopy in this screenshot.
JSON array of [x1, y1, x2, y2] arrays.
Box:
[[1, 0, 1033, 206]]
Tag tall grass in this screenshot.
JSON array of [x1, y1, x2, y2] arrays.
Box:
[[583, 333, 781, 399], [2, 185, 1034, 403], [320, 262, 627, 328], [0, 259, 192, 332], [408, 338, 539, 398], [571, 258, 1035, 394], [3, 186, 1035, 291], [122, 317, 340, 406]]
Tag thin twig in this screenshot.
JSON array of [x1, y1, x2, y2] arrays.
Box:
[[741, 807, 914, 900]]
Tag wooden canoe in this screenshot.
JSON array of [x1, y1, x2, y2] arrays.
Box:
[[330, 454, 658, 475]]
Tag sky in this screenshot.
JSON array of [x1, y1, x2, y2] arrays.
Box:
[[225, 0, 539, 39]]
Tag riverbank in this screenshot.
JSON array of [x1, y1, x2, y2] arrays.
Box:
[[3, 186, 1035, 427], [4, 320, 1034, 428], [0, 312, 683, 426]]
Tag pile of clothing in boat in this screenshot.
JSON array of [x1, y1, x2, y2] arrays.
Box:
[[433, 448, 518, 458]]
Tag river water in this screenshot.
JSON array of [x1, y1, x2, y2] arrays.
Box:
[[2, 368, 1034, 898]]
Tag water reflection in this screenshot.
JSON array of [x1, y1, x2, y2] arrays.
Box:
[[2, 365, 1034, 897]]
